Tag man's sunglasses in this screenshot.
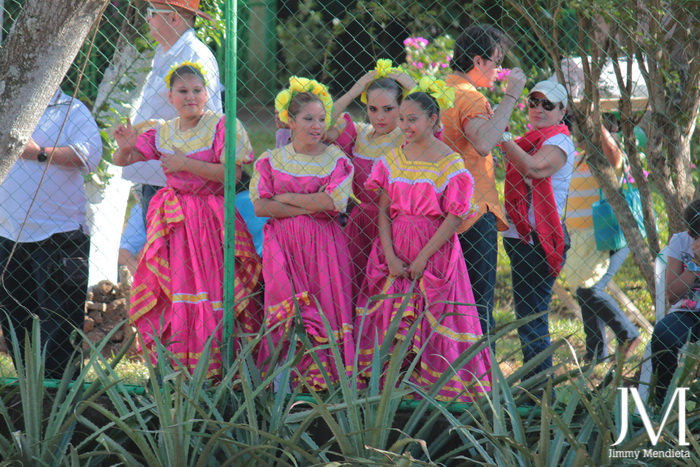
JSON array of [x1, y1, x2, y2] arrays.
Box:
[[146, 8, 174, 19], [528, 97, 560, 111]]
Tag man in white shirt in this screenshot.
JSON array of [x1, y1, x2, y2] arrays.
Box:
[[0, 89, 102, 379], [123, 0, 222, 221]]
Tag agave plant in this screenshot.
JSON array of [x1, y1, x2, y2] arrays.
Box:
[[3, 301, 698, 465], [453, 340, 700, 466], [268, 286, 561, 465], [76, 315, 327, 466], [0, 316, 133, 466]]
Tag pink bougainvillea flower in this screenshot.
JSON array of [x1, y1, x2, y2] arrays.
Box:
[[403, 37, 429, 49], [415, 37, 429, 47], [626, 169, 650, 184], [495, 69, 511, 82], [411, 61, 424, 69]]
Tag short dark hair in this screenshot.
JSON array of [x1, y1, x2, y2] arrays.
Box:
[[366, 78, 404, 105], [168, 64, 206, 88], [684, 199, 700, 238], [452, 24, 507, 73]]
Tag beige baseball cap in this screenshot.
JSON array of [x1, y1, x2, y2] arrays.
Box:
[[529, 80, 568, 107]]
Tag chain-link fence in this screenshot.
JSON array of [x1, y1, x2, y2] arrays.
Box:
[[1, 0, 699, 425]]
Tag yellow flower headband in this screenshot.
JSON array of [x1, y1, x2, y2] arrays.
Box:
[[163, 61, 209, 88], [360, 59, 406, 104], [408, 76, 455, 110], [275, 76, 334, 129]]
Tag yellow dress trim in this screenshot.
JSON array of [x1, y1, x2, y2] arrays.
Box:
[[157, 110, 222, 157], [385, 148, 469, 190]]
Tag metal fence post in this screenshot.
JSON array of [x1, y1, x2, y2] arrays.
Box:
[[223, 0, 240, 365]]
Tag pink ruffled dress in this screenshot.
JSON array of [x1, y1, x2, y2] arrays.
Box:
[[355, 148, 492, 402], [250, 143, 355, 391], [334, 114, 404, 298], [129, 112, 262, 379]]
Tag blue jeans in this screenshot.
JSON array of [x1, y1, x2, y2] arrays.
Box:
[[577, 247, 639, 359], [651, 311, 700, 404], [0, 230, 90, 379], [504, 236, 560, 380], [458, 213, 497, 341]]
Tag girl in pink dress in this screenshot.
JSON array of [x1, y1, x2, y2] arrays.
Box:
[[327, 60, 414, 298], [355, 83, 492, 402], [251, 79, 355, 391], [113, 63, 262, 379]]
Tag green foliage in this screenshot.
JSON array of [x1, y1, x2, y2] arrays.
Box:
[[197, 0, 225, 50], [277, 0, 336, 79], [0, 317, 134, 465], [1, 305, 699, 464]]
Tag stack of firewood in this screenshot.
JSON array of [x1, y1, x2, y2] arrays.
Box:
[[83, 267, 137, 357]]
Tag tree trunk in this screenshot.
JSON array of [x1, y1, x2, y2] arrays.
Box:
[[507, 0, 700, 304], [577, 116, 657, 294], [0, 0, 110, 183]]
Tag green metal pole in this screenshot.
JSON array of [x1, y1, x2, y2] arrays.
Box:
[[223, 0, 239, 365]]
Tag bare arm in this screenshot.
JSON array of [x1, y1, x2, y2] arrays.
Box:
[[666, 238, 700, 303], [387, 71, 415, 92], [600, 125, 624, 169], [377, 190, 407, 277], [253, 198, 312, 218], [406, 214, 461, 279], [118, 248, 141, 275], [462, 67, 527, 156], [160, 148, 242, 183], [501, 141, 567, 179], [21, 139, 88, 167], [331, 71, 377, 123], [274, 192, 336, 213], [112, 120, 147, 166], [325, 72, 378, 142]]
